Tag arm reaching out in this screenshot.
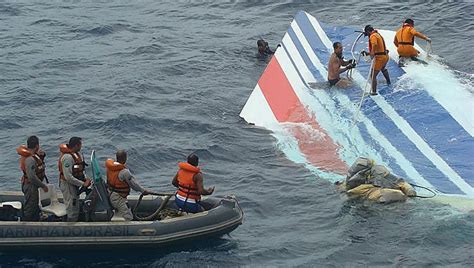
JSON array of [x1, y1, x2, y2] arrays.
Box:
[[194, 173, 214, 195]]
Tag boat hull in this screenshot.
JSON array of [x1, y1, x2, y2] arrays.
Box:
[[0, 192, 243, 249]]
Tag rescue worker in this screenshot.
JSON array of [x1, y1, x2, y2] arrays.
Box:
[[172, 154, 215, 213], [361, 25, 391, 95], [394, 19, 431, 63], [106, 149, 151, 221], [58, 137, 91, 222], [328, 42, 356, 87], [16, 136, 49, 221]]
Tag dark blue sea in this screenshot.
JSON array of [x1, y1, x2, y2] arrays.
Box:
[[1, 1, 473, 267]]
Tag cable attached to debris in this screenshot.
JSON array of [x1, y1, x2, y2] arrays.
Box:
[[348, 32, 364, 78], [377, 176, 437, 199], [352, 56, 374, 127], [409, 183, 437, 198], [425, 41, 433, 58], [345, 163, 437, 200]]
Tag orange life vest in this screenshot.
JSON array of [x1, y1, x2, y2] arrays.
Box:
[[394, 24, 422, 57], [396, 24, 415, 46], [176, 162, 201, 201], [16, 145, 45, 184], [368, 30, 388, 56], [105, 159, 130, 197], [58, 143, 85, 181]]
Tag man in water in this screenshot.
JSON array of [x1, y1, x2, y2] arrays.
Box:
[[394, 19, 431, 65], [106, 149, 152, 221], [361, 25, 391, 95], [172, 154, 214, 213], [257, 39, 280, 56], [17, 136, 49, 221], [328, 42, 356, 87]]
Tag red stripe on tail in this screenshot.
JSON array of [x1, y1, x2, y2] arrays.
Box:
[[258, 56, 348, 174]]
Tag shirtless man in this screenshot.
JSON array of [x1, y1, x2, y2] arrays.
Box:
[[328, 42, 356, 88]]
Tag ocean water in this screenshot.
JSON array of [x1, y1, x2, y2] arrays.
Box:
[[1, 0, 473, 267]]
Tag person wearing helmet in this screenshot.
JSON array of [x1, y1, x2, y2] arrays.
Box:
[[361, 25, 391, 95]]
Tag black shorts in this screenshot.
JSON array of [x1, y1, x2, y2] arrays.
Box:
[[328, 78, 340, 86]]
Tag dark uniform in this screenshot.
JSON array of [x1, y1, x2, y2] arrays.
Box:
[[17, 145, 47, 221]]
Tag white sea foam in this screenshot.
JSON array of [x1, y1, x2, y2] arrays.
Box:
[[380, 29, 474, 137]]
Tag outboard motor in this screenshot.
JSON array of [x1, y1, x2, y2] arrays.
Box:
[[83, 150, 113, 222], [83, 179, 113, 222]]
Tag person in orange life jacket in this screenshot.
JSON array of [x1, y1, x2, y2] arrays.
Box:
[[394, 19, 431, 59], [16, 136, 49, 221], [106, 149, 152, 221], [58, 137, 91, 222], [361, 25, 391, 95], [172, 154, 214, 213]]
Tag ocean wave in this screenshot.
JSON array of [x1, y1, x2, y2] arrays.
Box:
[[70, 23, 142, 39], [0, 3, 21, 16], [132, 44, 163, 55], [33, 58, 102, 70], [29, 19, 67, 27], [0, 119, 22, 130]]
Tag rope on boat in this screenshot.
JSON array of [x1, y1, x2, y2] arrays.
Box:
[[132, 192, 175, 221]]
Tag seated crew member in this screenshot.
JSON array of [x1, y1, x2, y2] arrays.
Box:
[[361, 25, 391, 95], [58, 137, 91, 222], [257, 39, 280, 56], [106, 149, 151, 221], [394, 18, 431, 62], [172, 154, 214, 213], [328, 42, 356, 87], [17, 136, 49, 221]]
